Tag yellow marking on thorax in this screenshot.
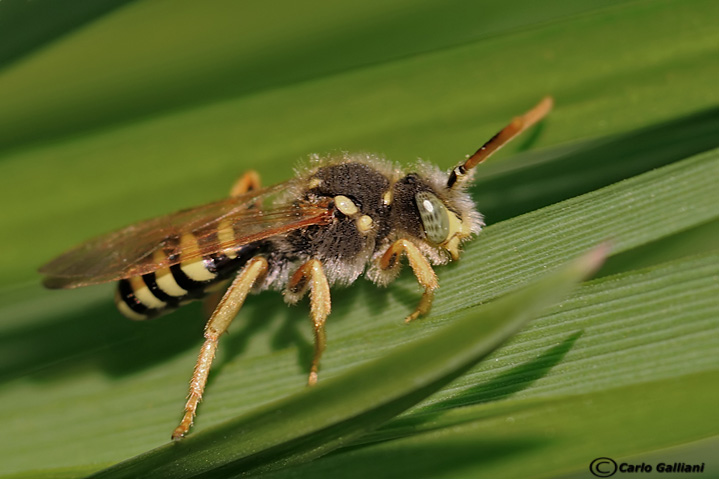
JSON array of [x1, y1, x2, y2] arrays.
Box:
[[334, 195, 359, 216], [382, 189, 393, 205], [357, 215, 373, 233]]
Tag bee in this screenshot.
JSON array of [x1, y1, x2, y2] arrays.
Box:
[[39, 97, 552, 439]]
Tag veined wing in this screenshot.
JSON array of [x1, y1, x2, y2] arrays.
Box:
[[40, 180, 332, 288]]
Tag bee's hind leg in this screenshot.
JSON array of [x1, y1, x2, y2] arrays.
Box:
[[172, 256, 268, 440], [285, 259, 331, 386], [198, 170, 264, 318], [230, 170, 261, 197], [379, 239, 439, 323]]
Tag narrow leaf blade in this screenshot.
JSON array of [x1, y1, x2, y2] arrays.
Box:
[[88, 247, 606, 478]]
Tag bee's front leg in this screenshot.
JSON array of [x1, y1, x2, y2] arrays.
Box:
[[172, 256, 268, 440], [379, 239, 439, 323], [284, 259, 331, 386]]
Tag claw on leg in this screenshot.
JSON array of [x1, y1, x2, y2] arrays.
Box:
[[172, 338, 218, 440], [404, 289, 434, 323], [379, 239, 439, 323], [171, 256, 268, 440]]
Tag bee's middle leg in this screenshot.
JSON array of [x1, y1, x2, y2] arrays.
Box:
[[171, 256, 268, 440], [285, 259, 331, 386], [379, 239, 439, 323]]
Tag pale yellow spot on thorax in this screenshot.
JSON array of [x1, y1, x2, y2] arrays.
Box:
[[308, 177, 322, 189], [334, 195, 359, 216], [382, 189, 393, 205], [357, 215, 373, 233]]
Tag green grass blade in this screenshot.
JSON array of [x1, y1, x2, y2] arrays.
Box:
[[0, 0, 646, 150], [0, 147, 716, 477], [252, 250, 719, 478], [263, 371, 719, 479], [0, 0, 134, 70], [1, 0, 718, 287], [431, 147, 719, 317], [87, 246, 605, 478], [0, 0, 716, 477]]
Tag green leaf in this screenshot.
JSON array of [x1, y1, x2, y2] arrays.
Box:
[[267, 251, 719, 478], [0, 0, 717, 477], [0, 0, 134, 70], [1, 0, 718, 288], [1, 147, 716, 478], [87, 246, 605, 478], [0, 0, 661, 150]]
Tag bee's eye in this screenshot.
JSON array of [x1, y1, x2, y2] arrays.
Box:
[[415, 191, 450, 244]]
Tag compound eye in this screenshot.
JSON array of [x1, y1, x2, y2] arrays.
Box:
[[415, 191, 450, 244]]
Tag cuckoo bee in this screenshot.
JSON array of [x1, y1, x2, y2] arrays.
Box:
[[39, 97, 552, 439]]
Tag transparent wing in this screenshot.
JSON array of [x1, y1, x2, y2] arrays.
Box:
[[39, 180, 332, 288]]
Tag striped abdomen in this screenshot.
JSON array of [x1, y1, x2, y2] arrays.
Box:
[[115, 233, 262, 320]]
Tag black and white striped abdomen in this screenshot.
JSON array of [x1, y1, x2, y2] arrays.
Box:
[[115, 236, 262, 320]]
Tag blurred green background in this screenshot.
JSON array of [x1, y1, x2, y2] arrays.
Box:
[[0, 0, 717, 477]]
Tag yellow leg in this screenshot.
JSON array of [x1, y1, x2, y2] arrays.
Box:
[[171, 257, 268, 440], [379, 239, 439, 323], [229, 170, 261, 197], [286, 259, 331, 386]]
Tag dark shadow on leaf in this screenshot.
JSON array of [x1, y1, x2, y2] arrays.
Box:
[[0, 267, 399, 385], [361, 278, 392, 318], [597, 217, 719, 278], [247, 438, 547, 479], [198, 278, 371, 382], [0, 0, 138, 72], [213, 290, 290, 366], [383, 274, 427, 315], [346, 332, 582, 450], [0, 286, 334, 382], [516, 115, 548, 152], [0, 297, 202, 381], [428, 330, 582, 411], [273, 280, 369, 378]]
